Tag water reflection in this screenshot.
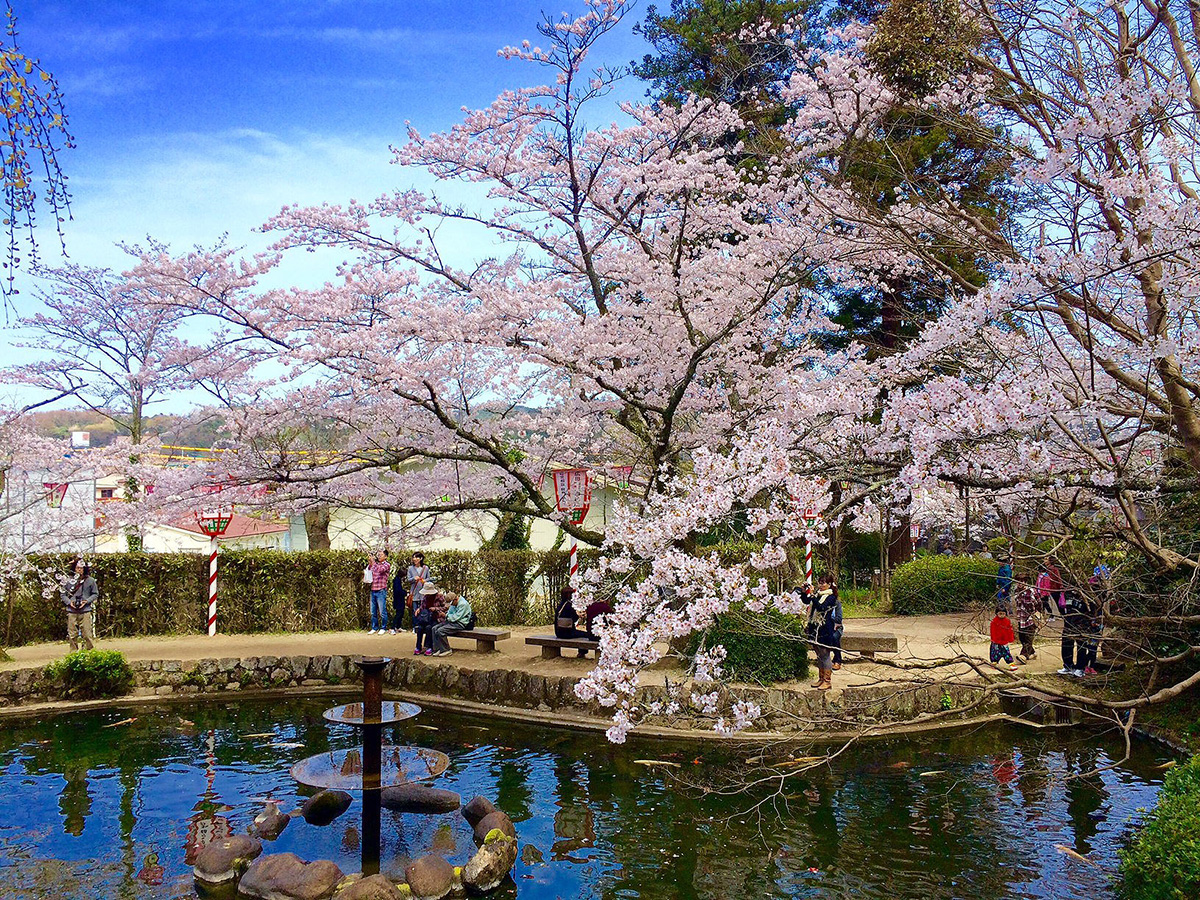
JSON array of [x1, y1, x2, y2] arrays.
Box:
[[58, 764, 91, 836], [0, 698, 1174, 900]]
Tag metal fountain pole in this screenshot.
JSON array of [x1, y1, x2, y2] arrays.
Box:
[[356, 657, 388, 877]]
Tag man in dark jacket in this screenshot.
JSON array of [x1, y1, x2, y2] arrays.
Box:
[[62, 559, 98, 652]]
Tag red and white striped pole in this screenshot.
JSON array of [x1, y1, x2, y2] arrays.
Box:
[[805, 537, 813, 587], [569, 534, 578, 587], [207, 537, 219, 636]]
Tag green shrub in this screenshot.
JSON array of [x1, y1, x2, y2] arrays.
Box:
[[688, 607, 809, 684], [1119, 755, 1200, 899], [890, 554, 1001, 615], [44, 649, 134, 700]]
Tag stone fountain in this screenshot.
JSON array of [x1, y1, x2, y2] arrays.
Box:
[[290, 657, 449, 875], [194, 657, 518, 898]]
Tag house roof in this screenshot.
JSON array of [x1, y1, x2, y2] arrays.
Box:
[[171, 513, 290, 539]]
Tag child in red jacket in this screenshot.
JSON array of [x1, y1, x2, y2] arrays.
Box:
[[989, 606, 1019, 671]]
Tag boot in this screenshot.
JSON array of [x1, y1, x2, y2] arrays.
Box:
[[816, 668, 832, 691]]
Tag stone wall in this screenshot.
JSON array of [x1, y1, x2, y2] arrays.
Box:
[[0, 654, 995, 732]]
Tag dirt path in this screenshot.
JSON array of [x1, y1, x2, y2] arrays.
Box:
[[2, 613, 1069, 689]]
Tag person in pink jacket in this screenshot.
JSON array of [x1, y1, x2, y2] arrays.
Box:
[[1036, 568, 1056, 620]]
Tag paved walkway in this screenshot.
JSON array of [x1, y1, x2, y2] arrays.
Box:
[[2, 612, 1068, 691]]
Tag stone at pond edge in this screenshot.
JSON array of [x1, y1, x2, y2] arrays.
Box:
[[334, 873, 407, 900], [379, 783, 461, 814], [251, 801, 290, 840], [461, 796, 497, 828], [300, 790, 352, 826], [193, 833, 262, 884], [403, 855, 455, 900], [238, 852, 344, 900], [472, 811, 516, 846], [461, 834, 517, 895]]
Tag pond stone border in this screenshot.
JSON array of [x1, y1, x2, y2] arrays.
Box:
[[0, 653, 996, 733]]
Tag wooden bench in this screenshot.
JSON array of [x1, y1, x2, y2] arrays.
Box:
[[525, 635, 599, 659], [839, 632, 898, 659], [448, 628, 511, 653]]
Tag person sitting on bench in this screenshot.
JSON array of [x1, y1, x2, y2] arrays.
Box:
[[584, 598, 611, 639], [554, 586, 589, 639]]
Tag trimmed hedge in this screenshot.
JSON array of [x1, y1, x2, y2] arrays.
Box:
[[688, 607, 810, 684], [890, 554, 1002, 615], [1119, 755, 1200, 899], [1, 548, 603, 646]]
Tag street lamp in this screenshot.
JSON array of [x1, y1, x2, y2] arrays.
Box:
[[552, 468, 591, 586], [196, 502, 233, 637]]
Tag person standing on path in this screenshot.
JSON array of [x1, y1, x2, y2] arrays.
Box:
[[367, 550, 391, 634], [807, 576, 839, 691], [404, 552, 431, 631], [996, 557, 1014, 613], [1059, 590, 1086, 676], [1015, 583, 1039, 660], [1035, 566, 1055, 620], [62, 559, 98, 652], [1076, 594, 1103, 676], [1045, 558, 1066, 615], [830, 581, 844, 671], [989, 606, 1020, 671]]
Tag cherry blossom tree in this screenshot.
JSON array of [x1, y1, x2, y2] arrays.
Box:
[[122, 0, 854, 552], [0, 406, 120, 654], [9, 263, 197, 444], [115, 0, 1200, 742], [577, 0, 1200, 739]]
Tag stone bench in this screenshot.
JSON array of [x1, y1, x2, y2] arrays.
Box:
[[525, 635, 599, 659], [839, 632, 899, 659], [448, 628, 511, 653]]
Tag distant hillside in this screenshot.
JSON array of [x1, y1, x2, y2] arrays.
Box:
[[29, 410, 230, 448]]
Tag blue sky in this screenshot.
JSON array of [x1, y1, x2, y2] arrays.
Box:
[[10, 1, 651, 306]]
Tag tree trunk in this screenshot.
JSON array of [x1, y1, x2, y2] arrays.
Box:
[[304, 507, 332, 550], [887, 515, 913, 566]]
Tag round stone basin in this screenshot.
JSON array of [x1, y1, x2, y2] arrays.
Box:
[[290, 745, 450, 790], [323, 701, 421, 726]]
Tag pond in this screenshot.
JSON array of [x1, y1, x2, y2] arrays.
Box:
[[0, 696, 1171, 899]]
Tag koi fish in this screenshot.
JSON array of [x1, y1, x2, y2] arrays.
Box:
[[633, 759, 681, 768], [771, 756, 827, 768], [1054, 844, 1100, 867], [102, 717, 137, 728]]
